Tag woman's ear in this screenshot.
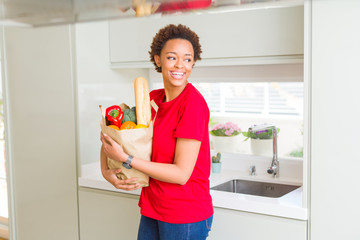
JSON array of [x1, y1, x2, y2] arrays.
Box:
[[154, 55, 161, 67]]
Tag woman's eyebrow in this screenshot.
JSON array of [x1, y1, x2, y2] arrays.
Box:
[[166, 51, 193, 56]]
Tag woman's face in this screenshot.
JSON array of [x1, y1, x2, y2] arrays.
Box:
[[155, 38, 194, 89]]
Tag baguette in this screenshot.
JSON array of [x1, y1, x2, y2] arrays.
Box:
[[134, 77, 151, 126]]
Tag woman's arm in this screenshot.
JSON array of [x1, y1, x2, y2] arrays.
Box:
[[100, 144, 141, 190], [101, 132, 201, 185], [132, 138, 201, 185]]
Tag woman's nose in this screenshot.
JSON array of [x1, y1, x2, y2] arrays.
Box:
[[175, 59, 183, 68]]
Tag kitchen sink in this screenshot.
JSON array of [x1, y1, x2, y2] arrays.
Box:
[[211, 179, 301, 198]]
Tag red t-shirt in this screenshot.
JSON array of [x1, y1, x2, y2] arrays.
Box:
[[138, 83, 213, 223]]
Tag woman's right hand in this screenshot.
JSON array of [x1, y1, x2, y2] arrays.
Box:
[[100, 141, 141, 191], [101, 167, 142, 191]]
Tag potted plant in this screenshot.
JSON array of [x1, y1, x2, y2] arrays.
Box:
[[289, 123, 303, 158], [211, 152, 222, 173], [242, 126, 280, 156], [209, 122, 241, 153]]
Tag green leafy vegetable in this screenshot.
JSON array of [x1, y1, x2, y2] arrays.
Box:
[[122, 106, 137, 124]]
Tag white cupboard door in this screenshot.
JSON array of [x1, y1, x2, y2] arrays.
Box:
[[2, 25, 79, 240], [79, 188, 141, 240], [309, 0, 360, 239], [109, 5, 304, 66]]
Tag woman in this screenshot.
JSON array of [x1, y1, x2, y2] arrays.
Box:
[[100, 24, 213, 240]]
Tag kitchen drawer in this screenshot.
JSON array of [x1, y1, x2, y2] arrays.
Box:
[[209, 207, 307, 240]]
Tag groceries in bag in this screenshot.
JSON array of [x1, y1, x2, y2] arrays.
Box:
[[99, 77, 154, 187]]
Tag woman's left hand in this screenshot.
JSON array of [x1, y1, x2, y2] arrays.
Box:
[[100, 132, 126, 163]]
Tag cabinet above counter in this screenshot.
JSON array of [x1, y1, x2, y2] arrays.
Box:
[[109, 4, 304, 68]]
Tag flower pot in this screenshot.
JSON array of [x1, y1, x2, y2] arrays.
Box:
[[211, 135, 237, 153], [250, 138, 273, 156], [211, 162, 222, 173]]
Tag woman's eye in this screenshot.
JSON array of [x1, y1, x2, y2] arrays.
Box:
[[167, 57, 175, 60], [185, 59, 192, 62]]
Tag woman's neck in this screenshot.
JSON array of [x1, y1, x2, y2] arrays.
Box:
[[163, 82, 188, 102]]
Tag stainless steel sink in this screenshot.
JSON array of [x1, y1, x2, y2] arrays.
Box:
[[211, 179, 301, 198]]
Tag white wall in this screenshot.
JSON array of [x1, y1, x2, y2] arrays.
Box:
[[75, 21, 149, 167]]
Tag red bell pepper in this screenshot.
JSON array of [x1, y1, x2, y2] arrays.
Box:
[[105, 105, 124, 128]]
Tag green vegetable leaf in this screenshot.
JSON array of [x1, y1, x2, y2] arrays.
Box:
[[122, 115, 131, 123], [121, 106, 137, 124], [242, 128, 280, 141]]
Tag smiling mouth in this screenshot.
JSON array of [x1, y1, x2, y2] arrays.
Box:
[[170, 71, 185, 79]]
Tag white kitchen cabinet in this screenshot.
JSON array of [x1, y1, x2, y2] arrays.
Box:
[[1, 25, 79, 240], [109, 5, 304, 67], [79, 188, 306, 240], [210, 207, 307, 240], [307, 0, 360, 239], [78, 188, 141, 240]]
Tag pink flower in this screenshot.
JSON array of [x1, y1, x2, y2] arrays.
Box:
[[210, 121, 241, 137], [211, 123, 223, 131], [225, 129, 234, 136]]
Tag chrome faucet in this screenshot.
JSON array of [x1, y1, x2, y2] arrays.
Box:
[[249, 165, 256, 176], [248, 124, 279, 178]]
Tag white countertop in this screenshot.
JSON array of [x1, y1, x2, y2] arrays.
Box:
[[79, 161, 308, 220]]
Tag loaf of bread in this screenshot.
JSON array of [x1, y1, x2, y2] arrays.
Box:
[[134, 77, 151, 126]]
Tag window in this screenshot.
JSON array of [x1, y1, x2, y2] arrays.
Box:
[[151, 81, 304, 158], [194, 82, 303, 116]]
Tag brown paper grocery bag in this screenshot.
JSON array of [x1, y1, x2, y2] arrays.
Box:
[[99, 101, 157, 187]]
